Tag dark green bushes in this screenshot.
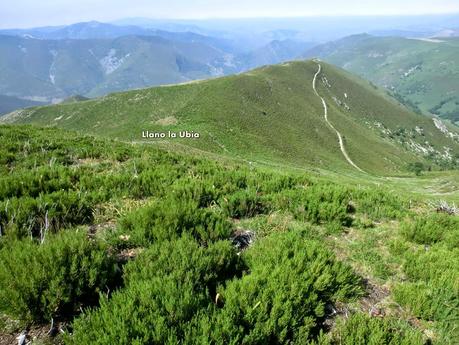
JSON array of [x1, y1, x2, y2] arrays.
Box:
[[275, 185, 353, 227], [392, 214, 459, 343], [70, 278, 212, 345], [169, 178, 220, 208], [353, 189, 408, 220], [407, 162, 427, 176], [258, 174, 304, 193], [69, 231, 362, 345], [209, 231, 362, 344], [0, 191, 93, 238], [68, 236, 241, 345], [0, 166, 77, 199], [116, 198, 233, 247], [0, 230, 117, 323], [0, 125, 434, 343], [123, 235, 242, 288], [0, 191, 94, 238], [400, 213, 459, 247], [220, 189, 268, 218], [393, 245, 459, 329]]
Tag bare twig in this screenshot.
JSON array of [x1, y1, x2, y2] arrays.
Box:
[[430, 200, 458, 215], [47, 318, 54, 335], [40, 210, 49, 244]]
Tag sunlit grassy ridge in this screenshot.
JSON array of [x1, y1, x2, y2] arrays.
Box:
[[3, 60, 459, 175]]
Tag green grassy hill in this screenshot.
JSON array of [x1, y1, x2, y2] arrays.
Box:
[[3, 60, 459, 175], [304, 34, 459, 123]]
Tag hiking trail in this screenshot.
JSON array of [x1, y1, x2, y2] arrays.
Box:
[[312, 62, 365, 173]]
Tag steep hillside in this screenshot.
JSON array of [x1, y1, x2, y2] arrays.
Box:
[[4, 60, 459, 175], [304, 34, 459, 123]]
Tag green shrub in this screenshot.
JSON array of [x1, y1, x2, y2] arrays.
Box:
[[258, 174, 305, 194], [68, 278, 214, 345], [353, 189, 407, 220], [0, 191, 94, 239], [394, 245, 459, 322], [123, 235, 242, 291], [131, 165, 184, 199], [0, 166, 77, 199], [2, 124, 453, 344], [392, 243, 459, 342], [208, 231, 362, 344], [0, 230, 117, 323], [68, 236, 241, 345], [275, 185, 353, 226], [402, 246, 459, 284], [394, 281, 458, 321], [220, 189, 268, 218], [169, 178, 220, 208], [407, 162, 426, 176], [400, 214, 459, 246], [69, 232, 362, 345], [116, 198, 233, 247]]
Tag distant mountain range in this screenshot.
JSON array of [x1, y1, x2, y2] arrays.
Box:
[[0, 21, 242, 52], [0, 21, 152, 40], [0, 26, 314, 104], [112, 14, 459, 42], [2, 18, 459, 118], [0, 95, 45, 115], [304, 34, 459, 123], [0, 33, 233, 102]]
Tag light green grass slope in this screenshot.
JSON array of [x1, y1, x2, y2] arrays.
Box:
[[3, 60, 459, 175]]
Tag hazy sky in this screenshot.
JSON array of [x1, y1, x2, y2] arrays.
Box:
[[1, 0, 459, 29]]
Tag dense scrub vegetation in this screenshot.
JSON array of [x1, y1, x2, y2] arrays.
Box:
[[0, 125, 455, 344], [391, 213, 459, 343], [0, 230, 117, 323], [69, 231, 363, 344]]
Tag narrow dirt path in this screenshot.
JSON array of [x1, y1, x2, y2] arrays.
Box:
[[313, 63, 365, 173]]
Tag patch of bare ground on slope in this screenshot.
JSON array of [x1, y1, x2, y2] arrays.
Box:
[[155, 116, 178, 126]]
